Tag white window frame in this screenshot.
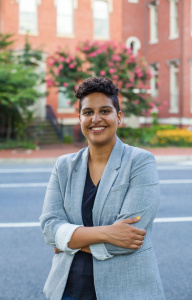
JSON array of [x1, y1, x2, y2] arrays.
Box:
[[128, 0, 138, 3], [169, 63, 179, 114], [54, 0, 77, 37], [17, 0, 41, 35], [91, 0, 113, 40], [149, 64, 159, 98], [148, 2, 159, 44], [169, 0, 179, 40], [126, 37, 141, 55], [57, 87, 75, 113]]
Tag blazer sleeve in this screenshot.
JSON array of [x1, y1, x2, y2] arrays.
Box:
[[90, 151, 160, 260], [39, 158, 83, 254]]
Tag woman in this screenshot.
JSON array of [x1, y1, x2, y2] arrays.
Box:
[[40, 77, 165, 300]]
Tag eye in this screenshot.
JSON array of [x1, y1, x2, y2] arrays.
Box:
[[101, 109, 110, 114], [84, 111, 93, 115]]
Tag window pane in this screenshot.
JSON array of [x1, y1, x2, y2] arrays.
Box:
[[20, 0, 36, 12], [93, 1, 108, 19], [57, 0, 73, 15], [20, 12, 36, 32], [94, 19, 109, 37], [57, 15, 73, 34], [58, 87, 71, 108]]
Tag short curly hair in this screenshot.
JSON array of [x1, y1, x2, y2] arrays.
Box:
[[75, 77, 120, 114]]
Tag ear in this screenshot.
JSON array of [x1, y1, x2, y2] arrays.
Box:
[[118, 111, 123, 124], [78, 114, 81, 123]]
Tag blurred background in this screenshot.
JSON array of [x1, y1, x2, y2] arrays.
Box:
[[0, 1, 192, 300]]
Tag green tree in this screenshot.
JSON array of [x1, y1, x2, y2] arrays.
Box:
[[0, 34, 45, 140]]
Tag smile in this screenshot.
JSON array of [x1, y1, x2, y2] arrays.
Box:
[[90, 127, 107, 133]]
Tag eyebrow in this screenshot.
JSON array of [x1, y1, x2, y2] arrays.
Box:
[[82, 105, 113, 112]]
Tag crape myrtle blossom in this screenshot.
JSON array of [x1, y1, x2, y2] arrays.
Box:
[[47, 40, 159, 117]]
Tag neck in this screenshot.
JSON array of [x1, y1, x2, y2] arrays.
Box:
[[88, 135, 117, 165]]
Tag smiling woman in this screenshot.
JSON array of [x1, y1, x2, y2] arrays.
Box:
[[40, 77, 165, 300]]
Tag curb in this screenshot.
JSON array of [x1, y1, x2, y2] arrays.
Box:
[[1, 155, 192, 164]]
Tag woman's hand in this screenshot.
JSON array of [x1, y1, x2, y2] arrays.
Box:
[[105, 217, 146, 249]]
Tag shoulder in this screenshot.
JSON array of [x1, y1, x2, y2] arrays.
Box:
[[55, 147, 87, 172], [123, 144, 156, 168]]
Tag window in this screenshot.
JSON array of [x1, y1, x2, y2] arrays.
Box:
[[58, 87, 71, 109], [169, 0, 179, 39], [126, 37, 141, 55], [190, 60, 192, 113], [169, 64, 179, 113], [128, 0, 138, 3], [19, 0, 38, 33], [93, 0, 109, 38], [149, 3, 158, 44], [56, 0, 74, 35], [150, 64, 159, 98]]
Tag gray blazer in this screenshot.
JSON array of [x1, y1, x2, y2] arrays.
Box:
[[40, 137, 165, 300]]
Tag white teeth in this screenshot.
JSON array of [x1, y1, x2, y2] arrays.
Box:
[[91, 127, 105, 131]]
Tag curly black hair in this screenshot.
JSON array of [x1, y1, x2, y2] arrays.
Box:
[[75, 77, 120, 114]]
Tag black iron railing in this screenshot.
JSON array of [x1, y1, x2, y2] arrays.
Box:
[[46, 105, 63, 141]]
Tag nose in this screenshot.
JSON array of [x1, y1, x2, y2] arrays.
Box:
[[92, 112, 101, 123]]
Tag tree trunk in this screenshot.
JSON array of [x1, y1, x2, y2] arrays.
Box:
[[6, 114, 12, 141]]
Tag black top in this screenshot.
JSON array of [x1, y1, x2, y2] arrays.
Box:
[[63, 167, 99, 300]]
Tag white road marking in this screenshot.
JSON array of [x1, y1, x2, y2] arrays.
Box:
[[160, 179, 192, 184], [0, 183, 48, 188], [0, 217, 192, 227], [0, 169, 52, 173], [1, 179, 192, 188], [157, 166, 192, 170]]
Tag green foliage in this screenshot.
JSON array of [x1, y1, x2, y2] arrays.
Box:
[[64, 134, 73, 144], [0, 140, 36, 150], [117, 125, 177, 147], [0, 33, 45, 140]]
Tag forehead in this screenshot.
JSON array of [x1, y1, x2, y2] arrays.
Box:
[[81, 92, 114, 109]]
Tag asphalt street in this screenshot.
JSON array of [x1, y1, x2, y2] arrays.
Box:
[[0, 162, 192, 300]]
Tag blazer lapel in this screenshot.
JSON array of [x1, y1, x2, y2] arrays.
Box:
[[92, 137, 125, 226], [70, 147, 89, 225]]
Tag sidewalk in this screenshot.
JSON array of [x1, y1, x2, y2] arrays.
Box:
[[0, 143, 192, 163]]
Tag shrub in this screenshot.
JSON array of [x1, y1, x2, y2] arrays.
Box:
[[151, 129, 192, 147]]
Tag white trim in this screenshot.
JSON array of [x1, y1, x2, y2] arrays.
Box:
[[160, 179, 192, 184], [154, 217, 192, 223], [54, 0, 78, 9], [58, 118, 80, 125], [91, 0, 113, 13], [128, 0, 138, 3], [169, 0, 179, 40], [57, 108, 76, 114], [139, 117, 192, 125], [149, 3, 159, 44], [126, 37, 141, 55], [169, 63, 179, 113]]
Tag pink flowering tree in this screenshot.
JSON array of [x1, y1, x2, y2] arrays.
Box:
[[78, 40, 154, 116], [46, 50, 88, 104], [47, 41, 155, 116]]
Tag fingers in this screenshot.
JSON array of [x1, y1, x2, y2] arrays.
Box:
[[54, 247, 62, 254], [124, 217, 141, 224]]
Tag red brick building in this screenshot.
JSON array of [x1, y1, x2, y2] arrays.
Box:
[[0, 0, 192, 126]]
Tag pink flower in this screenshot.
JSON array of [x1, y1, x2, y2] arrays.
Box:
[[74, 85, 79, 91], [59, 56, 65, 62], [109, 68, 116, 74], [69, 64, 75, 69], [46, 79, 54, 87], [126, 83, 132, 88], [112, 75, 119, 80], [163, 101, 168, 106], [112, 54, 121, 62], [147, 69, 153, 78], [63, 82, 68, 87], [66, 57, 71, 64], [150, 102, 155, 108], [66, 100, 71, 106], [127, 48, 132, 55], [55, 68, 60, 75], [130, 77, 134, 83], [116, 62, 120, 67], [48, 59, 56, 66], [100, 70, 106, 76], [121, 44, 126, 50], [69, 55, 75, 60], [83, 46, 90, 51], [118, 81, 123, 87], [88, 52, 97, 58], [108, 62, 114, 67], [58, 64, 63, 70], [135, 100, 139, 105]]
